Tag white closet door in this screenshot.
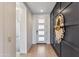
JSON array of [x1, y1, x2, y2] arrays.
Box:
[[4, 2, 16, 57]]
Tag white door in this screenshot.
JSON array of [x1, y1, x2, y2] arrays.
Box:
[[36, 18, 46, 43], [4, 3, 16, 56]]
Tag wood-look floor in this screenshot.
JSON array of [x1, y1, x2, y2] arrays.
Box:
[[27, 44, 57, 57]]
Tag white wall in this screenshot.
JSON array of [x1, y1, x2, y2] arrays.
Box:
[[0, 2, 16, 57], [32, 14, 50, 44]]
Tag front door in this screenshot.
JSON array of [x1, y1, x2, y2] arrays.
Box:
[[36, 18, 46, 43]]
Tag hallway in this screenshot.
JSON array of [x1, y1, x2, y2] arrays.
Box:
[[0, 2, 79, 57], [16, 2, 79, 57], [16, 2, 57, 57]]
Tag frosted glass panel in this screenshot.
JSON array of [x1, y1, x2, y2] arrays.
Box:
[[38, 37, 44, 41], [38, 19, 45, 23], [38, 25, 44, 29], [38, 31, 44, 35]]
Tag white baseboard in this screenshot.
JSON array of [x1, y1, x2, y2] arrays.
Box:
[[32, 42, 50, 44], [46, 42, 50, 44]]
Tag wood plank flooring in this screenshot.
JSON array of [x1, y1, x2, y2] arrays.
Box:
[[27, 44, 57, 57], [16, 44, 57, 57]]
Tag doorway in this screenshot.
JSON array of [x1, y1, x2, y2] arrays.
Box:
[[33, 15, 50, 44], [36, 18, 46, 43], [16, 2, 27, 56]]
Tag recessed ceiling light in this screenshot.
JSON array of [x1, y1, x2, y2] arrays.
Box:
[[40, 9, 43, 13]]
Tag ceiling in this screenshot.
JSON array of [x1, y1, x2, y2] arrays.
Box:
[[25, 2, 56, 14]]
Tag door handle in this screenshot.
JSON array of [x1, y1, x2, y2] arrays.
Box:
[[36, 30, 38, 34], [8, 36, 12, 42]]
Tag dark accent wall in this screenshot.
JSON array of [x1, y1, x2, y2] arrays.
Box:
[[50, 2, 79, 57]]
